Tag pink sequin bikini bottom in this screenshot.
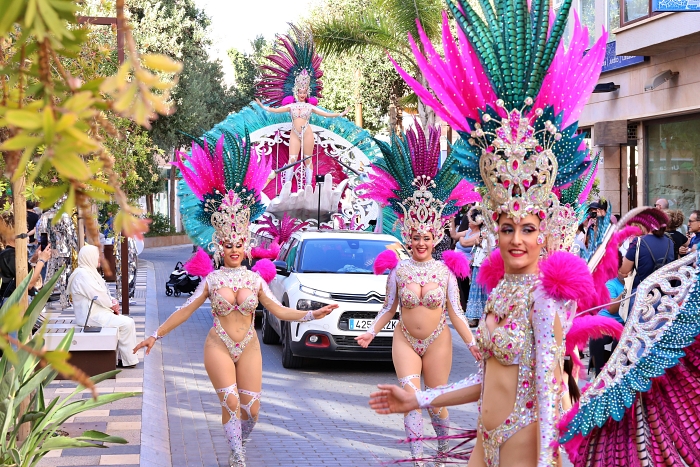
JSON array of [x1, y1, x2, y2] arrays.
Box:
[[400, 315, 446, 357], [213, 317, 255, 363], [477, 362, 537, 466]]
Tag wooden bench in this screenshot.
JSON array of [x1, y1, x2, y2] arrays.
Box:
[[44, 314, 118, 379]]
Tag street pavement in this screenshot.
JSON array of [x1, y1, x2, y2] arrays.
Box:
[[142, 244, 481, 467]]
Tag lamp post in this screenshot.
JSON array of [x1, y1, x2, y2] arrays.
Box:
[[316, 174, 324, 229]]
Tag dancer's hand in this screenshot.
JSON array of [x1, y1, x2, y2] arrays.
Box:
[[313, 304, 338, 319], [133, 337, 156, 356], [469, 345, 482, 361], [355, 332, 374, 348], [369, 384, 420, 414], [255, 98, 266, 109], [340, 106, 351, 117]]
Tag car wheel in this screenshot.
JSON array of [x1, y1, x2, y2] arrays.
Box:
[[261, 309, 280, 345], [281, 322, 303, 369]]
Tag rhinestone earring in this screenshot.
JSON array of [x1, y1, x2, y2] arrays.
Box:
[[537, 233, 545, 245]]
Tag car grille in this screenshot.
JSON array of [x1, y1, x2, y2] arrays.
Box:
[[333, 335, 393, 350], [330, 291, 385, 304], [337, 311, 400, 331]]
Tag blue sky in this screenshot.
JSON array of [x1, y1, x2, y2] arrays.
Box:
[[194, 0, 319, 85]]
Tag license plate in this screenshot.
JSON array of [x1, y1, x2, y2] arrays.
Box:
[[349, 319, 398, 332]]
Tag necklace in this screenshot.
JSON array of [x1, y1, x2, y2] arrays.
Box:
[[487, 273, 538, 322], [401, 259, 443, 286]]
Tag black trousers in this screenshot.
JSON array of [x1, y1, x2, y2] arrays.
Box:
[[589, 336, 619, 376]]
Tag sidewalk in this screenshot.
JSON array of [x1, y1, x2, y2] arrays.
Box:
[[37, 261, 161, 467]]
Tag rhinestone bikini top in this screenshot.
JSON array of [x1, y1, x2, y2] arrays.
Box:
[[476, 273, 538, 366], [289, 102, 312, 120], [206, 267, 261, 317], [395, 259, 448, 310]]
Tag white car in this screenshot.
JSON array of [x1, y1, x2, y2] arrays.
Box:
[[260, 230, 408, 368]]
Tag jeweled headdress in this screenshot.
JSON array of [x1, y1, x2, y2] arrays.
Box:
[[257, 25, 323, 106], [392, 1, 607, 252], [359, 123, 480, 244], [174, 130, 271, 264]]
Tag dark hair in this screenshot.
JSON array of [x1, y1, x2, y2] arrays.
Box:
[[26, 200, 36, 210], [617, 250, 623, 268], [691, 210, 700, 222], [469, 207, 482, 224], [667, 210, 684, 231], [652, 225, 667, 237], [577, 223, 585, 233], [563, 357, 580, 404]]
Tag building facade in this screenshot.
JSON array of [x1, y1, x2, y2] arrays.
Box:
[[571, 0, 700, 220]]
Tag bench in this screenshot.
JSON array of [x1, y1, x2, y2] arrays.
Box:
[[44, 313, 118, 379]]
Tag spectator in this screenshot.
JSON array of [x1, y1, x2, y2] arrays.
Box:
[[585, 201, 607, 248], [102, 211, 115, 238], [620, 210, 674, 311], [679, 210, 700, 257], [589, 251, 625, 376], [450, 212, 473, 309], [67, 244, 139, 368], [0, 212, 51, 304], [665, 210, 686, 259], [654, 198, 669, 209], [26, 201, 40, 258], [460, 207, 489, 327]]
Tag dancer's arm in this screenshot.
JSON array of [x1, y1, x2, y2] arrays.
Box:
[[369, 369, 483, 414], [531, 288, 567, 467], [445, 272, 482, 361], [312, 106, 350, 118], [355, 268, 399, 347], [258, 278, 337, 321], [255, 98, 290, 114], [133, 280, 209, 355]]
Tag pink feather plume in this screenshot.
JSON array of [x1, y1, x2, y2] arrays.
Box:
[[442, 250, 471, 279], [476, 250, 505, 292], [184, 247, 214, 277], [251, 241, 281, 260], [252, 259, 276, 283], [566, 315, 624, 359], [539, 251, 594, 308], [448, 180, 482, 206], [374, 249, 399, 275]]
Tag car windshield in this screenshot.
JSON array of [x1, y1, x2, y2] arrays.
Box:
[[298, 239, 405, 274]]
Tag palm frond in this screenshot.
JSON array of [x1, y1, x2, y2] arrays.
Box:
[[380, 0, 443, 43]]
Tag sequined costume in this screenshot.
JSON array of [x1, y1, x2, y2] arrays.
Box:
[[360, 123, 481, 467]]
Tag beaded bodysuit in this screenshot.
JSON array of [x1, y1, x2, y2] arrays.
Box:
[[183, 267, 283, 362], [377, 259, 467, 356], [414, 273, 575, 467], [289, 102, 313, 138]]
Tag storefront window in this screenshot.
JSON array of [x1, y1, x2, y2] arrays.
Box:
[[623, 0, 649, 23], [607, 0, 620, 42], [646, 116, 700, 223]]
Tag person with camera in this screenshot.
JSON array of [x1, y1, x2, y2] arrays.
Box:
[[584, 200, 607, 248], [679, 210, 700, 257]]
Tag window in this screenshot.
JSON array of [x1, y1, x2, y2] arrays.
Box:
[[297, 239, 400, 274], [622, 0, 650, 23], [285, 239, 299, 270], [607, 0, 620, 41], [580, 0, 596, 47], [646, 115, 700, 223]]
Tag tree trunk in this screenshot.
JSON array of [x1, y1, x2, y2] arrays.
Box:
[[354, 68, 363, 128], [416, 74, 436, 131], [145, 194, 154, 215], [169, 147, 176, 229]]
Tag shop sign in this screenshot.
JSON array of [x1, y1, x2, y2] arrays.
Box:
[[652, 0, 700, 11], [601, 41, 645, 73]]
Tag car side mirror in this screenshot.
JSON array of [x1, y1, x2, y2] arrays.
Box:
[[273, 260, 290, 277]]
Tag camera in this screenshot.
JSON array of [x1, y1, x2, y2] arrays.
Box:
[[588, 211, 598, 219]]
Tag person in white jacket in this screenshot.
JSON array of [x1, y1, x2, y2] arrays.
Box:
[[67, 244, 138, 367]]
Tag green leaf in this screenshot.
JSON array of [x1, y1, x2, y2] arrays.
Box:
[[40, 436, 106, 450], [76, 430, 128, 444], [18, 410, 45, 425], [0, 133, 43, 151], [0, 304, 26, 333], [0, 274, 33, 323], [51, 151, 92, 181], [6, 109, 42, 130], [19, 267, 65, 342], [36, 184, 68, 210], [36, 0, 73, 40], [0, 0, 27, 36], [48, 392, 138, 429], [14, 366, 53, 408]]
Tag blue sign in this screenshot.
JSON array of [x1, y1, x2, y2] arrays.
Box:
[[601, 41, 646, 73], [653, 0, 700, 11]]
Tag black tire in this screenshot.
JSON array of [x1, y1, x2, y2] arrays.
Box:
[[281, 322, 304, 369], [165, 287, 173, 296], [261, 309, 280, 345], [174, 290, 181, 297]]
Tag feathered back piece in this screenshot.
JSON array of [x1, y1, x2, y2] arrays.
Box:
[[358, 122, 481, 244], [392, 0, 607, 252], [175, 129, 271, 263], [257, 24, 323, 107], [257, 213, 309, 245]]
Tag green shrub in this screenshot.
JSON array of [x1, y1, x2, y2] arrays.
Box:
[[144, 212, 175, 237]]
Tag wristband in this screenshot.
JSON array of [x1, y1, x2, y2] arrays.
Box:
[[300, 310, 314, 322], [150, 330, 163, 340], [467, 338, 476, 348], [368, 328, 377, 338], [37, 259, 46, 266]]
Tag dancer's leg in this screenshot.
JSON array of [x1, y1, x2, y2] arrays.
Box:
[[303, 124, 314, 186], [393, 330, 425, 466], [204, 329, 245, 467], [234, 334, 262, 444], [285, 131, 301, 187], [422, 325, 453, 466]]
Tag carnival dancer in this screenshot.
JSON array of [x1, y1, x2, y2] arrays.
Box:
[[133, 131, 337, 467], [369, 0, 700, 465], [355, 123, 482, 467], [255, 25, 349, 190]]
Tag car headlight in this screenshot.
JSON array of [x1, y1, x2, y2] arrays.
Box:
[[299, 285, 331, 298], [296, 299, 328, 311]]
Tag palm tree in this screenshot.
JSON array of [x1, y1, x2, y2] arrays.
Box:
[[310, 0, 443, 132]]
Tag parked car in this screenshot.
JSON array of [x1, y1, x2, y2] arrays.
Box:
[[261, 230, 408, 368]]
